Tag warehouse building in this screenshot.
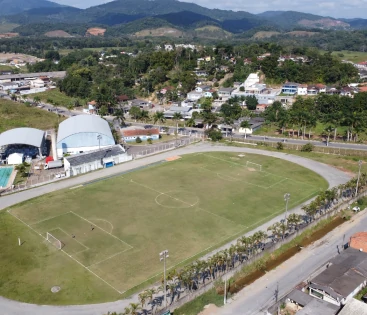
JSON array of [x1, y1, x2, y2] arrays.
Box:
[[63, 145, 131, 177], [57, 115, 115, 158], [0, 127, 46, 162]]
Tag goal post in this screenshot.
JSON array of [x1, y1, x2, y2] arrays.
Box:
[[46, 232, 63, 250], [246, 161, 262, 171]]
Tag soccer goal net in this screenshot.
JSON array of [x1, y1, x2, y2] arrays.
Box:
[[246, 161, 262, 171], [46, 232, 62, 250]]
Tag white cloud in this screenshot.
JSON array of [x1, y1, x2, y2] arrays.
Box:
[[52, 0, 367, 18]]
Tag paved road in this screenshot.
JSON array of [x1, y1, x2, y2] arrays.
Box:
[[0, 143, 351, 315], [215, 209, 367, 315]]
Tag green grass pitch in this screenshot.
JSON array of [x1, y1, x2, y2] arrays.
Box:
[[0, 152, 327, 304]]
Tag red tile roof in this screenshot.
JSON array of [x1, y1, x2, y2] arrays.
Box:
[[122, 128, 159, 137], [350, 232, 367, 252]]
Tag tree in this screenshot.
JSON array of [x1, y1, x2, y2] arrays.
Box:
[[173, 112, 183, 134], [139, 110, 150, 123], [240, 120, 251, 139], [244, 95, 258, 110], [129, 106, 141, 121], [206, 129, 222, 141], [128, 303, 141, 315], [114, 109, 125, 126], [324, 125, 334, 146], [153, 111, 166, 128]]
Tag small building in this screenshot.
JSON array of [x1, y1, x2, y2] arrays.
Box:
[[338, 298, 367, 315], [121, 128, 159, 142], [30, 79, 45, 89], [187, 91, 202, 101], [130, 99, 151, 109], [244, 73, 260, 89], [218, 88, 234, 99], [281, 82, 299, 95], [0, 82, 19, 91], [307, 85, 318, 95], [316, 84, 326, 93], [308, 247, 367, 306], [7, 153, 24, 165], [195, 85, 211, 93], [163, 106, 192, 119], [349, 232, 367, 252], [63, 145, 131, 177], [245, 83, 266, 94], [298, 84, 308, 95], [256, 104, 269, 112]]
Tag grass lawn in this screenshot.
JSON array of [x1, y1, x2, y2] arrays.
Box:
[[32, 89, 87, 107], [0, 99, 62, 133], [2, 152, 327, 304], [330, 50, 367, 63], [0, 22, 19, 33], [126, 134, 177, 146]]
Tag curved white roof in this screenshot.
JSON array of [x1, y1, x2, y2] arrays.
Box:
[[57, 115, 113, 143], [0, 128, 45, 147]]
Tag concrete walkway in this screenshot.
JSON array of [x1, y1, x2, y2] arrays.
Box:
[[0, 143, 352, 315]]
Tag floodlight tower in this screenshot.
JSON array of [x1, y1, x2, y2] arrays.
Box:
[[160, 249, 169, 308], [355, 160, 363, 197]]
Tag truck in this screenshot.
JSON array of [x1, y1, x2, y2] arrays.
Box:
[[44, 160, 63, 170]]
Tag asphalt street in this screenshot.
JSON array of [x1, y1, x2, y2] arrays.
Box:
[[0, 144, 351, 315]]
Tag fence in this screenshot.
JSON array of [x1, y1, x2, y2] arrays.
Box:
[[155, 190, 367, 315], [229, 136, 367, 157]]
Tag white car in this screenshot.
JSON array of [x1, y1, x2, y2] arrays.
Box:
[[352, 206, 361, 212]]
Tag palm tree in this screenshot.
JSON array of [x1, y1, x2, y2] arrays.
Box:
[[138, 291, 147, 308], [122, 307, 131, 315], [129, 303, 141, 315], [153, 111, 166, 129], [172, 112, 183, 133], [139, 110, 150, 123], [33, 95, 41, 105], [240, 120, 251, 139], [185, 117, 196, 128], [114, 109, 126, 126], [324, 125, 334, 146]]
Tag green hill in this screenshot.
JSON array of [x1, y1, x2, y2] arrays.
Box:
[[0, 0, 66, 16]]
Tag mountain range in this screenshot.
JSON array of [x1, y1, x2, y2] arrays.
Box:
[[1, 0, 367, 37]]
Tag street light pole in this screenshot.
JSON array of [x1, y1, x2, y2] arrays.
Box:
[[355, 160, 363, 197], [283, 193, 290, 239], [160, 250, 169, 308], [97, 134, 102, 150]]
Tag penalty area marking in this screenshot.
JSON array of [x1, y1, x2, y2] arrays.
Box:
[[6, 210, 122, 294], [89, 218, 114, 234], [69, 185, 83, 190]]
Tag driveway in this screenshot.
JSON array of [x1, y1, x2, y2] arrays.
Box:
[[0, 143, 351, 315]]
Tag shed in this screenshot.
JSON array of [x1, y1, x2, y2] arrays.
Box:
[[7, 153, 24, 165]]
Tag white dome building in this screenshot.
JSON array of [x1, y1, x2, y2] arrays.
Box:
[[56, 115, 115, 158]]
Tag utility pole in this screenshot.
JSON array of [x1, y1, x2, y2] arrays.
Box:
[[160, 250, 169, 308], [224, 278, 227, 305], [355, 160, 363, 197], [283, 193, 290, 239], [97, 134, 102, 150]]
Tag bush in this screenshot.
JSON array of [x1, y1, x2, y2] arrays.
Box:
[[147, 138, 153, 144], [301, 143, 314, 152], [206, 129, 222, 141], [135, 137, 142, 143], [213, 82, 219, 87], [239, 86, 245, 91], [276, 142, 284, 150]]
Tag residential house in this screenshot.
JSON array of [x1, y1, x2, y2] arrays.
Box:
[[116, 94, 130, 103], [220, 65, 230, 72], [163, 106, 192, 119], [187, 91, 203, 101], [233, 82, 242, 88], [160, 86, 174, 95], [308, 247, 367, 306], [245, 83, 266, 94], [297, 84, 308, 95], [243, 58, 252, 65], [281, 82, 299, 95], [326, 86, 340, 95], [244, 73, 260, 89], [316, 84, 326, 93], [121, 127, 160, 142], [130, 99, 152, 109], [30, 79, 45, 89], [0, 82, 19, 91], [307, 85, 318, 95], [218, 88, 234, 100], [256, 104, 269, 112], [193, 70, 208, 77], [203, 91, 214, 98], [338, 298, 367, 315], [181, 99, 196, 107], [195, 85, 211, 93], [164, 44, 174, 51], [340, 87, 356, 97]]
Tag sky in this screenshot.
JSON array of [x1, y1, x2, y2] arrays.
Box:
[[52, 0, 367, 19]]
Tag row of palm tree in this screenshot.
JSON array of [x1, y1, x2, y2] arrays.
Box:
[[105, 172, 367, 315]]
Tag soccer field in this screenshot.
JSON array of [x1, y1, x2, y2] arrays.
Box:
[[2, 152, 328, 304]]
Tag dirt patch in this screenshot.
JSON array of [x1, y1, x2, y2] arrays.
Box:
[[45, 30, 72, 38], [248, 168, 256, 172], [298, 18, 348, 29], [166, 156, 181, 162], [0, 33, 18, 38], [86, 27, 106, 36], [333, 166, 356, 177], [135, 27, 182, 37], [198, 304, 219, 315], [252, 31, 280, 39], [0, 53, 43, 63], [286, 31, 317, 37]]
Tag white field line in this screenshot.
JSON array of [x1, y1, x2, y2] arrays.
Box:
[[89, 218, 114, 233], [30, 211, 72, 226], [70, 211, 133, 250], [69, 184, 83, 190], [6, 210, 122, 294], [266, 177, 288, 189], [130, 179, 245, 227], [56, 227, 90, 251], [87, 247, 131, 268], [202, 153, 318, 189]]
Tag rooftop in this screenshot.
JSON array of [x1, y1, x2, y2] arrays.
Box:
[[296, 298, 340, 315], [0, 128, 45, 148], [65, 145, 126, 167], [350, 232, 367, 252], [0, 71, 66, 80], [310, 248, 367, 300], [338, 298, 367, 315]]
